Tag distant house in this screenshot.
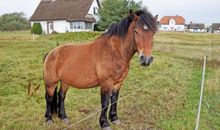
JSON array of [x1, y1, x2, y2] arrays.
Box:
[[210, 23, 220, 33], [159, 16, 185, 32], [30, 0, 101, 34], [188, 23, 205, 32]]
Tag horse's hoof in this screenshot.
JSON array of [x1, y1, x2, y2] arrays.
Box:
[[46, 120, 53, 125], [112, 119, 121, 125], [61, 118, 70, 124], [101, 126, 112, 130]]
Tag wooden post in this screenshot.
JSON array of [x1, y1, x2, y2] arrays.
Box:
[[77, 32, 80, 43], [172, 40, 174, 52], [32, 34, 35, 42], [211, 41, 213, 60]]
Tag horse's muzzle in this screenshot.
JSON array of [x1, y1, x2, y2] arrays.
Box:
[[140, 55, 153, 66]]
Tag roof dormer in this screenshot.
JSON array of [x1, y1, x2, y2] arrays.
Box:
[[169, 19, 176, 25]]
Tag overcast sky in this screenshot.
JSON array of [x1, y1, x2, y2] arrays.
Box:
[[0, 0, 219, 25]]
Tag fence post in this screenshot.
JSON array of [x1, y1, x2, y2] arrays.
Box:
[[32, 34, 35, 42], [211, 41, 213, 60], [172, 40, 174, 52]]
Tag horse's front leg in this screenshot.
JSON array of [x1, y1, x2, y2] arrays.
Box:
[[99, 85, 111, 130], [109, 90, 121, 125]]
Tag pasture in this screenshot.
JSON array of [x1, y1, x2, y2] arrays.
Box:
[[0, 31, 220, 130]]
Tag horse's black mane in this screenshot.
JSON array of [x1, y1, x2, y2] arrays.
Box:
[[103, 9, 157, 38]]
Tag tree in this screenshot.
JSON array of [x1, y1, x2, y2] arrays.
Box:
[[0, 12, 30, 31], [31, 23, 42, 34], [97, 0, 142, 31]]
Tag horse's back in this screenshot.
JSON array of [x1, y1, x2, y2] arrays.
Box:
[[44, 42, 100, 88]]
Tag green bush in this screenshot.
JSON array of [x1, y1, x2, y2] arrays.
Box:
[[0, 12, 30, 31], [94, 23, 101, 31], [31, 23, 42, 34]]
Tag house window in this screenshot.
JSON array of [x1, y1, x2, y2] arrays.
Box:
[[93, 7, 97, 14], [70, 23, 73, 29], [50, 23, 53, 29], [85, 22, 92, 29], [75, 22, 82, 29], [70, 22, 83, 29], [169, 19, 175, 25], [163, 27, 167, 30]]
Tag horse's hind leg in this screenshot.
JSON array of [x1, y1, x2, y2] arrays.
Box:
[[45, 82, 57, 125], [58, 81, 70, 124]]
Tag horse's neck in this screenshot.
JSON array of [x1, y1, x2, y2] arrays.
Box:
[[121, 23, 137, 62], [121, 36, 136, 62], [94, 36, 135, 64], [106, 35, 136, 64]]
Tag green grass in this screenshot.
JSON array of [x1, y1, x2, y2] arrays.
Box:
[[154, 32, 220, 45], [0, 31, 219, 130]]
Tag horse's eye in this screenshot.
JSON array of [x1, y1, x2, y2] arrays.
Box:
[[134, 29, 139, 34], [143, 24, 148, 30]]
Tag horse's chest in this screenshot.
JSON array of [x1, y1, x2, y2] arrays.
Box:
[[114, 64, 126, 75], [97, 61, 129, 84], [112, 64, 129, 82]]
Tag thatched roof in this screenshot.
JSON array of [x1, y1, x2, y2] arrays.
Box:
[[188, 23, 205, 29], [210, 23, 220, 30], [30, 0, 98, 22]]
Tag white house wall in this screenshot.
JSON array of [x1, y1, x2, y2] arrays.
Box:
[[88, 0, 100, 21], [213, 30, 220, 33], [31, 21, 70, 34], [53, 20, 69, 33], [189, 29, 205, 32], [160, 25, 185, 32]]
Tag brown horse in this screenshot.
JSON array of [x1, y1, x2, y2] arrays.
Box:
[[43, 9, 157, 130]]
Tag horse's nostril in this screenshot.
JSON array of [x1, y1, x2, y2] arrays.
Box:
[[151, 56, 153, 60], [140, 55, 144, 61], [140, 55, 153, 66], [150, 56, 153, 62]]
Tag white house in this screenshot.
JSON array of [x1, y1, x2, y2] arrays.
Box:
[[159, 16, 185, 32], [209, 23, 220, 33], [188, 23, 205, 32], [30, 0, 101, 34]]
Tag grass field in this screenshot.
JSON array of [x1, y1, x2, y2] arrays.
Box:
[[0, 31, 219, 130]]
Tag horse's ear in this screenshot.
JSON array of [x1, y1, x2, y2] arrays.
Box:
[[128, 9, 134, 20], [129, 9, 134, 16]]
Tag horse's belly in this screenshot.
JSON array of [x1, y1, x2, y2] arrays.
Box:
[[71, 78, 100, 89], [61, 71, 100, 89]]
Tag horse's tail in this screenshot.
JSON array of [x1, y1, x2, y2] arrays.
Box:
[[43, 53, 49, 63]]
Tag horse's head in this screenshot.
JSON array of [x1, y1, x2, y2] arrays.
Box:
[[129, 9, 158, 66]]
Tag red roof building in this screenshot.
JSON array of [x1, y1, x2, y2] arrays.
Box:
[[159, 15, 185, 31], [160, 16, 185, 25]]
